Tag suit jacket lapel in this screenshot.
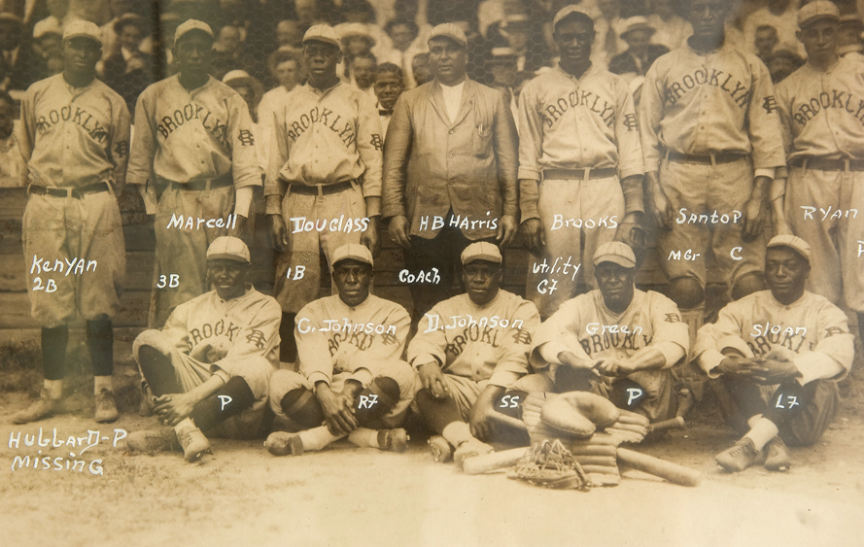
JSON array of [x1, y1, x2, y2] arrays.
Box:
[[427, 82, 451, 127], [450, 80, 474, 128]]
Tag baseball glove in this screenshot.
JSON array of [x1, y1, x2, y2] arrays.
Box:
[[510, 439, 591, 490], [615, 211, 650, 264]]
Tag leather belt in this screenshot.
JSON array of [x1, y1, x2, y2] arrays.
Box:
[[287, 179, 356, 195], [169, 175, 233, 191], [542, 167, 617, 180], [28, 181, 110, 198], [790, 157, 864, 171], [666, 151, 747, 164]]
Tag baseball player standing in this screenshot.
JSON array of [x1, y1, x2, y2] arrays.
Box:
[[126, 19, 260, 327], [126, 236, 281, 462], [264, 24, 383, 364], [264, 244, 416, 456], [518, 6, 646, 319], [408, 242, 540, 465], [639, 0, 786, 345], [524, 242, 690, 421], [695, 236, 854, 472], [12, 21, 130, 424], [774, 2, 864, 346]]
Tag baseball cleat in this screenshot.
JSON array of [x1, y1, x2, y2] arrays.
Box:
[[763, 436, 791, 472], [94, 389, 119, 423], [715, 437, 763, 472], [125, 428, 181, 454], [377, 428, 409, 452], [12, 389, 59, 424], [454, 439, 494, 470], [264, 431, 305, 456], [175, 421, 211, 462], [427, 435, 453, 463]]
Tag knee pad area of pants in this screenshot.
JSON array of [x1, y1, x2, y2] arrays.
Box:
[[731, 272, 765, 301], [668, 277, 704, 309], [279, 388, 324, 429], [355, 376, 400, 424]]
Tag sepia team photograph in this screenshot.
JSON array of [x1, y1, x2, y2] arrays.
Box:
[[0, 0, 862, 545]]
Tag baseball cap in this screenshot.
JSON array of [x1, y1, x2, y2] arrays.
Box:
[[33, 17, 61, 39], [490, 46, 518, 59], [222, 69, 253, 84], [797, 1, 840, 28], [428, 22, 467, 48], [113, 12, 148, 35], [766, 235, 811, 265], [331, 243, 373, 268], [206, 236, 251, 264], [552, 5, 594, 32], [338, 22, 376, 45], [63, 20, 103, 46], [0, 12, 22, 26], [593, 241, 637, 269], [620, 16, 655, 39], [303, 24, 342, 50], [461, 242, 502, 265], [173, 19, 213, 48]]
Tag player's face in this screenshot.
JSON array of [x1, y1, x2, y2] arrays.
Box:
[[275, 59, 300, 88], [489, 59, 517, 87], [462, 261, 502, 306], [765, 248, 809, 304], [303, 41, 341, 85], [428, 37, 468, 85], [352, 57, 376, 89], [554, 18, 594, 67], [595, 262, 636, 311], [0, 20, 20, 50], [209, 259, 248, 300], [63, 37, 100, 77], [333, 260, 373, 307], [119, 24, 143, 51], [345, 36, 372, 57], [0, 99, 14, 139], [374, 71, 404, 110], [174, 32, 213, 78], [798, 19, 838, 62], [412, 54, 432, 85], [755, 28, 778, 57], [687, 0, 730, 38], [389, 23, 415, 51], [624, 29, 653, 51], [276, 20, 302, 47]]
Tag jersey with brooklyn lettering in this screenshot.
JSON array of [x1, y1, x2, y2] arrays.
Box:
[[530, 289, 688, 372], [126, 74, 260, 188], [694, 290, 854, 381], [161, 286, 282, 368], [776, 54, 864, 160], [296, 294, 410, 387], [407, 289, 540, 388]]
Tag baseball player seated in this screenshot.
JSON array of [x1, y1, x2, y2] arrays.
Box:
[[522, 241, 690, 422], [695, 235, 854, 473], [126, 237, 281, 462], [408, 242, 540, 465], [264, 244, 417, 456]]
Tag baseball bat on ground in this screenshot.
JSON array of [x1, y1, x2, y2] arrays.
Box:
[[617, 447, 701, 486], [462, 447, 528, 475]]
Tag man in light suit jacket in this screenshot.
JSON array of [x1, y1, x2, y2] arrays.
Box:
[[382, 23, 518, 325]]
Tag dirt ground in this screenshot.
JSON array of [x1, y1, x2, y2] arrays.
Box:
[[1, 384, 863, 547]]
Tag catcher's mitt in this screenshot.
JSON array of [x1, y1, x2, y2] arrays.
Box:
[[509, 439, 591, 490], [615, 211, 650, 265]]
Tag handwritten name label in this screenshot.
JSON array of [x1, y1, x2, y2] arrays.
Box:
[[667, 249, 701, 261], [550, 214, 618, 231], [290, 215, 369, 234], [750, 322, 807, 339], [296, 317, 397, 335], [167, 213, 238, 231], [398, 268, 441, 284], [8, 427, 127, 475], [418, 212, 498, 232], [423, 313, 524, 333], [676, 208, 742, 225], [586, 323, 644, 336], [800, 206, 858, 221], [30, 255, 97, 276]]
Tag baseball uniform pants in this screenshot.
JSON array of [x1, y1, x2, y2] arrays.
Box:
[[525, 175, 624, 318], [658, 157, 765, 290], [133, 329, 274, 439], [268, 360, 417, 428], [786, 166, 864, 312], [719, 375, 839, 447], [274, 184, 365, 314], [151, 182, 235, 327], [23, 189, 125, 327]]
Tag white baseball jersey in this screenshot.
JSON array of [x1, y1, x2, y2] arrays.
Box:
[[530, 289, 689, 373], [296, 294, 410, 387], [639, 42, 786, 172], [161, 286, 282, 385], [263, 81, 384, 216], [694, 290, 854, 386], [126, 74, 260, 188], [408, 290, 540, 388], [776, 54, 864, 161], [18, 74, 131, 187]]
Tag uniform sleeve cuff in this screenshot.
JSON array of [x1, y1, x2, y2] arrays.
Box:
[[411, 354, 439, 370], [775, 166, 788, 179], [489, 370, 520, 388], [539, 341, 566, 365], [718, 335, 753, 358], [349, 368, 374, 387], [698, 349, 726, 378], [264, 194, 282, 215], [793, 352, 845, 386], [517, 167, 540, 180], [619, 167, 644, 181], [655, 342, 686, 369], [307, 371, 331, 386], [754, 168, 774, 180], [364, 196, 381, 217]]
